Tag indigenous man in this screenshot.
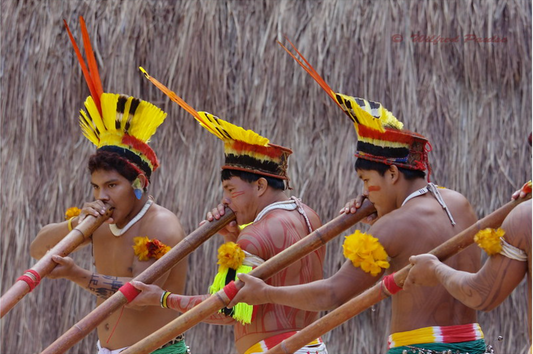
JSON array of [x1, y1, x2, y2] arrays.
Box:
[[405, 184, 532, 347], [29, 19, 188, 354], [130, 70, 328, 354], [228, 44, 486, 353]]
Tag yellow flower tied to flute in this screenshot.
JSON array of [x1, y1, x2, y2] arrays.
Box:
[[132, 236, 171, 261], [343, 230, 390, 276], [65, 207, 81, 220], [217, 242, 246, 271], [209, 242, 254, 324], [474, 228, 504, 256]]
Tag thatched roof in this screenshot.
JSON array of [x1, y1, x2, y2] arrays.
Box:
[[1, 0, 531, 353]]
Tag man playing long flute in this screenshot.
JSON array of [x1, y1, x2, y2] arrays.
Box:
[[405, 141, 532, 349], [129, 69, 328, 354], [29, 19, 189, 354], [227, 44, 487, 354]]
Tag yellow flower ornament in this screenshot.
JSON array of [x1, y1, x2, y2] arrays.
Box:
[[217, 242, 245, 270], [474, 228, 504, 256], [343, 230, 390, 276], [65, 207, 81, 220], [132, 236, 171, 261]]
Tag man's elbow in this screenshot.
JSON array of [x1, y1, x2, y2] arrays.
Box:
[[29, 240, 46, 260]]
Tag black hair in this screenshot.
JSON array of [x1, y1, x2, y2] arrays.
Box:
[[220, 169, 286, 191], [88, 150, 146, 187], [355, 158, 426, 180]]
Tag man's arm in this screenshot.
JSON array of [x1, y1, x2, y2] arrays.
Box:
[[405, 201, 530, 311], [231, 259, 381, 311], [30, 200, 109, 259], [130, 281, 237, 325]]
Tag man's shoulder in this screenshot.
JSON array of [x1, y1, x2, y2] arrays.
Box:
[[138, 203, 184, 243]]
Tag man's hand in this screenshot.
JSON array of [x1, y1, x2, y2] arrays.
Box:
[[129, 280, 165, 307], [202, 200, 240, 243], [48, 255, 81, 280], [79, 200, 114, 224], [339, 195, 378, 224], [228, 273, 271, 308], [403, 254, 441, 290], [511, 181, 532, 200]]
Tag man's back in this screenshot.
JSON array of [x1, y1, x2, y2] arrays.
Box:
[[376, 187, 479, 332], [234, 203, 324, 353]]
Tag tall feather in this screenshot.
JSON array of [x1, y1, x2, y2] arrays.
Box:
[[64, 17, 103, 116], [139, 67, 269, 146], [279, 38, 403, 132]]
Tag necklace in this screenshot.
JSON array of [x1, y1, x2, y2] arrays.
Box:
[[401, 186, 429, 206], [401, 183, 456, 225], [109, 199, 153, 237]]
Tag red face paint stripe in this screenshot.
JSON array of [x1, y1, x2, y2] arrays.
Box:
[[368, 186, 381, 192], [231, 191, 245, 198]]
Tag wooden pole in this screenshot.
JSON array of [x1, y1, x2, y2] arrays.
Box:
[[120, 200, 377, 354], [264, 195, 531, 354], [0, 207, 113, 318], [40, 208, 235, 354]]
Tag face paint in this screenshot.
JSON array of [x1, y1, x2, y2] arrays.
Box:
[[230, 190, 246, 198], [368, 185, 381, 192]]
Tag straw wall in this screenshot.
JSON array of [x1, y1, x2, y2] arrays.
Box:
[[1, 0, 531, 353]]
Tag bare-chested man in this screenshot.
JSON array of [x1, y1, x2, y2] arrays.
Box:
[[130, 71, 327, 354], [29, 19, 189, 354], [405, 186, 531, 347], [229, 91, 485, 352]]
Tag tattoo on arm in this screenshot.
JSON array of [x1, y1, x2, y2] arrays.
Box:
[[87, 274, 125, 299]]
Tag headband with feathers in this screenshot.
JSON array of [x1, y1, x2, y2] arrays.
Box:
[[279, 38, 431, 176], [139, 67, 292, 182], [64, 17, 167, 181]]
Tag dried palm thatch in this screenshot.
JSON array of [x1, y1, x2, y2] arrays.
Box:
[[0, 0, 530, 353]]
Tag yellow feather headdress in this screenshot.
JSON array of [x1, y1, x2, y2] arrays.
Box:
[[139, 67, 292, 181], [279, 38, 431, 174], [64, 17, 167, 179]]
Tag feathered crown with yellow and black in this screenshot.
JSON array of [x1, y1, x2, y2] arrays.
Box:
[[139, 67, 292, 181], [64, 17, 167, 181], [279, 39, 431, 174]]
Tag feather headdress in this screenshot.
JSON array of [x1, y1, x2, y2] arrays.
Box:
[[279, 39, 431, 174], [64, 17, 167, 180], [139, 67, 292, 181]]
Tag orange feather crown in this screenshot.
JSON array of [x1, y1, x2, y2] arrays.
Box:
[[279, 39, 431, 173], [139, 67, 292, 181], [64, 17, 167, 180]]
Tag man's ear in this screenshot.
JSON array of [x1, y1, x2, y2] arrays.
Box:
[[388, 165, 400, 184], [256, 177, 268, 196], [132, 174, 149, 199]]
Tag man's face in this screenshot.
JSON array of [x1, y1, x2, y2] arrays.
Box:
[[91, 169, 136, 224], [357, 168, 396, 217], [222, 176, 258, 225]]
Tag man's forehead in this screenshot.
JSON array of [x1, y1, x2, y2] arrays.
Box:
[[91, 169, 123, 182]]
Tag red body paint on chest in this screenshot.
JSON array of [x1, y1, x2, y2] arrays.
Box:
[[368, 185, 381, 192]]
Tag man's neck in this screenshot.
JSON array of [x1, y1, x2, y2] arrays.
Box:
[[397, 179, 428, 208], [255, 191, 289, 217], [116, 194, 150, 229]]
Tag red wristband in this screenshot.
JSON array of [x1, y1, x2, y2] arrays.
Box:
[[382, 273, 402, 295], [119, 282, 140, 303], [223, 281, 239, 300]]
